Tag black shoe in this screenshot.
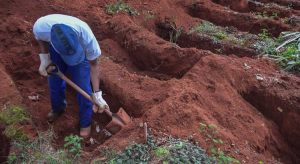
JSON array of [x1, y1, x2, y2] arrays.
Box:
[[47, 110, 65, 123]]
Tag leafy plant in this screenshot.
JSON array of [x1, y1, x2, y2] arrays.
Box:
[[199, 122, 240, 164], [0, 106, 29, 141], [98, 131, 212, 164], [258, 29, 271, 40], [211, 148, 240, 164], [64, 134, 83, 157], [255, 11, 269, 18], [266, 32, 300, 72], [106, 0, 138, 16], [155, 147, 170, 157], [109, 143, 151, 163], [7, 153, 17, 164], [0, 106, 29, 125]]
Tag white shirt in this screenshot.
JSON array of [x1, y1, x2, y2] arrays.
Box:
[[33, 14, 101, 61]]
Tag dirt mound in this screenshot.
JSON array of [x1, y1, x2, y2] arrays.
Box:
[[0, 0, 300, 163]]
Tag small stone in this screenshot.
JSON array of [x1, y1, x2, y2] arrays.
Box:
[[90, 138, 95, 145], [103, 129, 112, 137], [96, 125, 100, 133], [277, 107, 283, 113], [244, 63, 251, 70], [28, 95, 39, 101], [139, 123, 144, 128], [255, 74, 264, 81]]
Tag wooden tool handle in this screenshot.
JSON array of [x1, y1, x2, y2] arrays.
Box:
[[56, 71, 113, 117]]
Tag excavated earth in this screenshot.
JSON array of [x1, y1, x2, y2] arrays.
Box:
[[0, 0, 300, 163]]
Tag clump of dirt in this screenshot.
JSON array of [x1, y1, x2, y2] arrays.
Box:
[[0, 0, 300, 163]]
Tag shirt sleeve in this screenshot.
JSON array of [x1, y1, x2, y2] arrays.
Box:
[[32, 17, 51, 42], [85, 37, 101, 61]]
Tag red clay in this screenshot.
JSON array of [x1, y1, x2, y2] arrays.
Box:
[[0, 0, 300, 163]]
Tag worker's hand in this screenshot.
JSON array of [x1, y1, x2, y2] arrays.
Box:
[[38, 53, 52, 76], [92, 91, 110, 113]]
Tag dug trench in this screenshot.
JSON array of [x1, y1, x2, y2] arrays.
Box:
[[184, 0, 299, 36], [155, 20, 258, 57], [213, 0, 300, 16], [97, 13, 300, 163]]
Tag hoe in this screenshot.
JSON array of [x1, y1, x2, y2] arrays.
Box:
[[46, 64, 131, 134]]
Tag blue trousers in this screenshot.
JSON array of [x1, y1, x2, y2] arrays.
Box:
[[48, 45, 93, 128]]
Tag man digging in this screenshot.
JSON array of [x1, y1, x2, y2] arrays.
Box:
[[33, 14, 109, 138]]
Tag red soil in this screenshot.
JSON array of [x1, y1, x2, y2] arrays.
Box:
[[0, 0, 300, 163]]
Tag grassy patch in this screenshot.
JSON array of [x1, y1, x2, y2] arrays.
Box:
[[1, 106, 75, 163], [8, 128, 74, 164], [253, 11, 279, 19], [190, 21, 246, 45], [106, 0, 138, 16]]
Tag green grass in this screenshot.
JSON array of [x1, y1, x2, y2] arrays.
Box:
[[1, 106, 75, 163], [191, 21, 300, 72], [190, 21, 246, 45], [106, 0, 138, 16], [8, 129, 74, 164]]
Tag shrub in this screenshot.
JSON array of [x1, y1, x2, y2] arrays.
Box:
[[96, 134, 212, 164], [106, 0, 138, 16], [64, 134, 83, 157], [0, 106, 29, 125]]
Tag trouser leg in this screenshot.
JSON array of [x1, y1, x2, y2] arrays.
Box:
[[48, 45, 68, 113], [69, 59, 93, 128]]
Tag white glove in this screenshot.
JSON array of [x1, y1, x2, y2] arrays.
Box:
[[92, 91, 110, 113], [38, 53, 51, 76]]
